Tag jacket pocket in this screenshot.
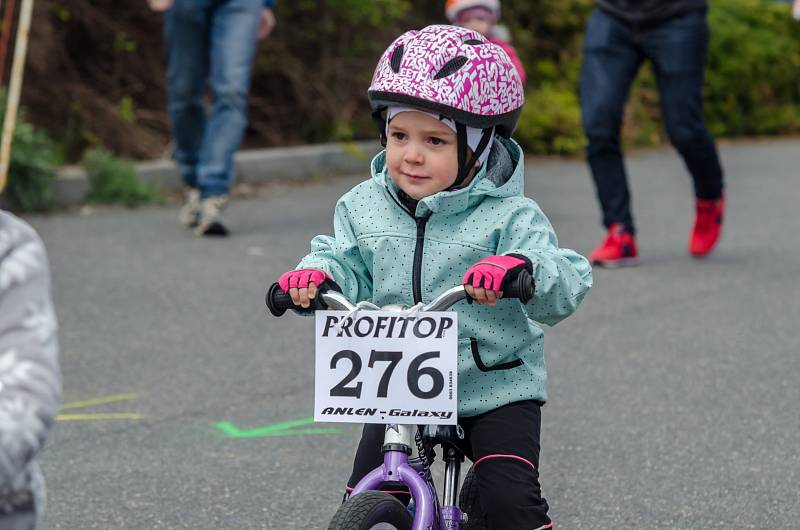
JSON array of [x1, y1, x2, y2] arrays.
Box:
[[469, 337, 523, 372]]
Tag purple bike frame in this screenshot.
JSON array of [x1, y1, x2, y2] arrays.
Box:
[[350, 450, 464, 530], [349, 424, 464, 530]]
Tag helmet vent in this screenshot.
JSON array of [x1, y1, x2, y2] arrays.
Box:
[[434, 56, 468, 80], [390, 45, 404, 73], [464, 39, 484, 45]]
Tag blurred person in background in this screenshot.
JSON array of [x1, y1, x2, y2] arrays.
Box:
[[0, 210, 61, 529], [148, 0, 277, 237], [445, 0, 527, 84], [580, 0, 725, 266]]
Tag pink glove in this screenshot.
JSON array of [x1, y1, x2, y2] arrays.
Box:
[[278, 268, 333, 292], [462, 255, 531, 292]]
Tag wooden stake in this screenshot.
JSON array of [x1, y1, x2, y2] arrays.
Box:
[[0, 0, 33, 194]]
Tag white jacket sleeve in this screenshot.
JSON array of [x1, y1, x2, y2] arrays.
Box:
[[0, 213, 61, 490]]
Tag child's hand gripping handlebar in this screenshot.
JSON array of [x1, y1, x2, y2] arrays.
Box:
[[462, 255, 532, 292], [266, 281, 341, 316], [266, 268, 534, 316]]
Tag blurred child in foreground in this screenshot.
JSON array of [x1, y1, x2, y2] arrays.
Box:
[[0, 210, 61, 529]]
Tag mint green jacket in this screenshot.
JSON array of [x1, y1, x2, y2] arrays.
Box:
[[297, 138, 592, 416]]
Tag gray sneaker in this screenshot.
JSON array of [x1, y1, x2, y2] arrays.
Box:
[[194, 195, 230, 236], [178, 188, 201, 228]]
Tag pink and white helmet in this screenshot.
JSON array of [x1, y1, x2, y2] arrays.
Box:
[[368, 24, 524, 138]]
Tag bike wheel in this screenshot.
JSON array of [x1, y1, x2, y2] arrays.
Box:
[[327, 491, 412, 530], [458, 468, 488, 530]]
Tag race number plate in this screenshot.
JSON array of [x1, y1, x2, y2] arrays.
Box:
[[314, 310, 458, 425]]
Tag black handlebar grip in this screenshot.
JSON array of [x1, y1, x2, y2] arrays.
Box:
[[266, 282, 300, 317], [266, 282, 332, 316], [504, 269, 534, 304]]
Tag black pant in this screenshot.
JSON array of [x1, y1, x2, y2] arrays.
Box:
[[580, 8, 724, 234], [347, 400, 551, 530]]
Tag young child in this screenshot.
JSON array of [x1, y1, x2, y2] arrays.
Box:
[[0, 210, 61, 529], [277, 25, 591, 529], [445, 0, 527, 84]]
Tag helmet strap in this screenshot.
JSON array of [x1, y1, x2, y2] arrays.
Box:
[[372, 108, 388, 147], [451, 124, 494, 189]]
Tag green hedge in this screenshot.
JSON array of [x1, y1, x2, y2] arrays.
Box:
[[515, 85, 585, 155], [82, 147, 162, 207], [0, 90, 58, 212], [514, 0, 800, 154], [705, 0, 800, 136], [0, 90, 165, 211]]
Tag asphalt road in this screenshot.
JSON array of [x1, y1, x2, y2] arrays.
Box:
[[25, 139, 800, 529]]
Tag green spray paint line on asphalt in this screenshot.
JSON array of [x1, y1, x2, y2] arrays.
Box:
[[215, 417, 342, 438]]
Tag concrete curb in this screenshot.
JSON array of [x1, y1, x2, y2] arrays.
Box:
[[50, 140, 383, 208]]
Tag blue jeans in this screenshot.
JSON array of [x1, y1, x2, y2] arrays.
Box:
[[579, 9, 724, 233], [165, 0, 262, 199]]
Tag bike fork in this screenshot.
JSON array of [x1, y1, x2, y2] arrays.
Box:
[[440, 446, 465, 529]]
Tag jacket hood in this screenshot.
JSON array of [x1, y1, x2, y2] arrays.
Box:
[[370, 136, 525, 217]]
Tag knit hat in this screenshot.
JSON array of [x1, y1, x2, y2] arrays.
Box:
[[387, 106, 496, 167], [445, 0, 500, 23]]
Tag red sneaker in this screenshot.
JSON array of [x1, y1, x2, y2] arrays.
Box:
[[589, 224, 639, 267], [689, 198, 724, 257]]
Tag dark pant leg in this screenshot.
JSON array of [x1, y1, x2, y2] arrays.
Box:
[[460, 400, 550, 530], [580, 9, 644, 233], [346, 423, 385, 490], [643, 11, 724, 200]]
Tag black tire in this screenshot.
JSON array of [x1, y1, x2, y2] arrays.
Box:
[[458, 468, 488, 530], [327, 491, 412, 530]]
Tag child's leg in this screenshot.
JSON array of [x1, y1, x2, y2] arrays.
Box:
[[345, 424, 411, 504], [462, 400, 551, 530]]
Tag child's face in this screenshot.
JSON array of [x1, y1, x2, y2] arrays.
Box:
[[386, 111, 460, 200], [458, 11, 494, 37]]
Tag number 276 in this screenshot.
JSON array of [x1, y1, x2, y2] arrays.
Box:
[[330, 350, 444, 400]]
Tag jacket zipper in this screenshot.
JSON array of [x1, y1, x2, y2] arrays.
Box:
[[385, 189, 430, 305], [412, 215, 430, 304]]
